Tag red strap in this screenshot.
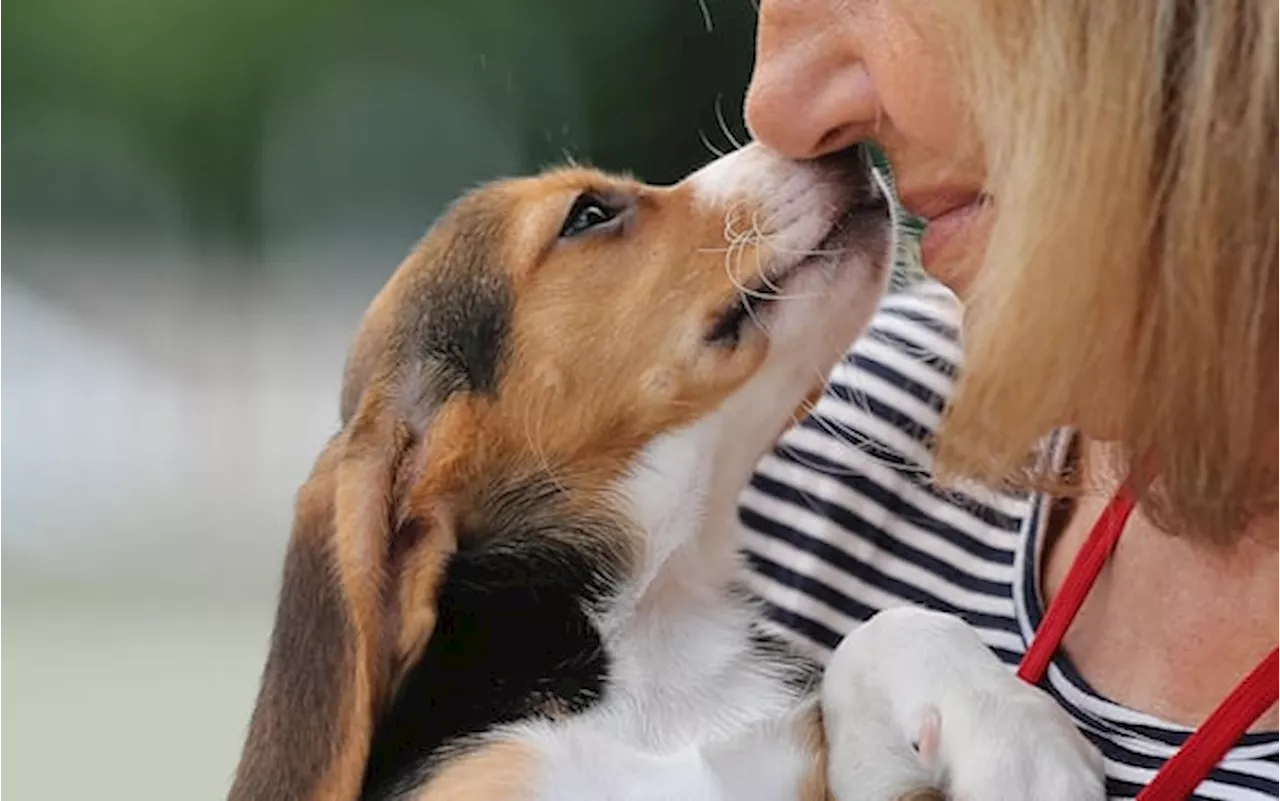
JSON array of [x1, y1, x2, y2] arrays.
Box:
[[1017, 488, 1135, 684], [1135, 648, 1279, 800], [1017, 487, 1279, 799]]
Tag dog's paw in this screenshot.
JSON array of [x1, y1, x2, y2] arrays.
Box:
[[922, 688, 1105, 801], [822, 607, 1104, 801]]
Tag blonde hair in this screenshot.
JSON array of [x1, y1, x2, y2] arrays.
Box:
[[935, 0, 1277, 542]]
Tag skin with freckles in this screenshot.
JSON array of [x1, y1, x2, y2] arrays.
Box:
[[742, 0, 1278, 746]]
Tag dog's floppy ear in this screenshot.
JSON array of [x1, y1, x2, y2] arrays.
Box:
[[228, 437, 356, 801], [229, 386, 455, 801]]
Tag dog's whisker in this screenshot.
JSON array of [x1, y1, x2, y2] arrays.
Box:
[[699, 129, 727, 160], [724, 235, 754, 298], [723, 224, 764, 292], [720, 238, 831, 303], [747, 211, 785, 294], [773, 352, 934, 482], [774, 440, 872, 479], [715, 95, 745, 151], [768, 243, 850, 257], [740, 292, 772, 339], [520, 402, 568, 495], [725, 236, 777, 338], [723, 202, 761, 244], [741, 286, 826, 302], [697, 0, 714, 33], [774, 389, 889, 479], [755, 249, 779, 294]]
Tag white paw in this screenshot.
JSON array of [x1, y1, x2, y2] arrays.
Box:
[[822, 608, 1105, 801]]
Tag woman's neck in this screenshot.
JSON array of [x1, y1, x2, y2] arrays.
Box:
[[1042, 438, 1279, 730]]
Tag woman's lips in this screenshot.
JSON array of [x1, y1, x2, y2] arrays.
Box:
[[899, 191, 989, 268]]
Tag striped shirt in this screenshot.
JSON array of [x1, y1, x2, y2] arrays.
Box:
[[737, 277, 1279, 801]]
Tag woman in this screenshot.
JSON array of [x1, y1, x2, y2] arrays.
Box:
[[735, 1, 1278, 799]]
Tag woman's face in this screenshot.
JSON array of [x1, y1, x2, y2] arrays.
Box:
[[745, 0, 990, 294]]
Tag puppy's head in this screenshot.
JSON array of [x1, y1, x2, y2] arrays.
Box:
[[352, 150, 881, 440], [230, 143, 889, 800]]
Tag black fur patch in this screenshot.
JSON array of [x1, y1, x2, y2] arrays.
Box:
[[340, 200, 516, 426], [394, 204, 513, 399], [358, 480, 627, 800]]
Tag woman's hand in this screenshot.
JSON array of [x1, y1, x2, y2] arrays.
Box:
[[822, 607, 1104, 801]]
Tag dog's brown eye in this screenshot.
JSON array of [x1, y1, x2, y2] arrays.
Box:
[[559, 193, 621, 239]]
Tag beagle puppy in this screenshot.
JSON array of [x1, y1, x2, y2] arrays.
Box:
[[229, 143, 1104, 801]]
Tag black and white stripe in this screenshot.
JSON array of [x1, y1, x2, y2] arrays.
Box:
[[737, 278, 1279, 801]]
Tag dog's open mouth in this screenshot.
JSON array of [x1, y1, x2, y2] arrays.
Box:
[[704, 199, 885, 346]]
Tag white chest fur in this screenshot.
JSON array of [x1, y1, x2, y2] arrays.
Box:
[[495, 425, 819, 800], [505, 602, 815, 801]]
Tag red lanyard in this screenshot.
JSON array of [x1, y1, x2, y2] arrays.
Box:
[[1017, 488, 1279, 800]]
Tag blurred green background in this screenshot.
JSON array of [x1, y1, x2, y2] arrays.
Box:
[[2, 1, 761, 797], [4, 0, 759, 250]]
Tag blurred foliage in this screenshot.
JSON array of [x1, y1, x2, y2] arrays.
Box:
[[2, 0, 757, 259]]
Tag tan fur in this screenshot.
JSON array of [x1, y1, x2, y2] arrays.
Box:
[[416, 171, 775, 497], [797, 704, 834, 801], [410, 742, 539, 801]]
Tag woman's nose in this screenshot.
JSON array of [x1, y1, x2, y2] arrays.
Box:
[[745, 0, 880, 160]]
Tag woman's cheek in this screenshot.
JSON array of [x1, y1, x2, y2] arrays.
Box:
[[870, 5, 976, 156], [875, 53, 972, 157]]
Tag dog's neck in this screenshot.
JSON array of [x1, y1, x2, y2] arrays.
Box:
[[561, 413, 814, 752], [599, 413, 758, 640]]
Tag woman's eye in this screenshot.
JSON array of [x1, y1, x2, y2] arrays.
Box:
[[559, 193, 620, 238]]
